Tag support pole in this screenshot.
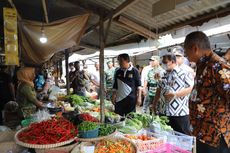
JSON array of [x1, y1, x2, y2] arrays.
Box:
[[59, 59, 63, 80], [55, 62, 59, 86], [65, 49, 70, 95], [99, 16, 105, 123]]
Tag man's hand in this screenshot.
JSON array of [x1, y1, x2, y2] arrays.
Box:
[[112, 100, 116, 105], [142, 88, 147, 96], [164, 92, 176, 102], [136, 96, 142, 106]]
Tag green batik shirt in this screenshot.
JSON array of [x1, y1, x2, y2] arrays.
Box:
[[105, 67, 115, 89], [16, 82, 37, 118], [147, 67, 165, 97]]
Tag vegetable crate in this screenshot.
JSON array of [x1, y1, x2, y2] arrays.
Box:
[[166, 131, 195, 152], [125, 130, 166, 153], [147, 143, 191, 153]]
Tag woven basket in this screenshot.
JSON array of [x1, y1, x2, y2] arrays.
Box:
[[96, 136, 138, 153], [72, 136, 138, 153], [77, 131, 116, 142], [0, 141, 25, 153], [35, 142, 78, 153], [15, 127, 77, 149]]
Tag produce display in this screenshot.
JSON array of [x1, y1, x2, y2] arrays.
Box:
[[79, 113, 99, 123], [124, 134, 157, 141], [105, 111, 122, 124], [17, 117, 78, 144], [149, 116, 173, 132], [99, 124, 116, 136], [126, 112, 152, 128], [95, 139, 136, 153], [69, 95, 96, 106], [78, 121, 99, 131]]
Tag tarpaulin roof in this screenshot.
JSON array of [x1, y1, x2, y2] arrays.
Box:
[[19, 14, 89, 65]]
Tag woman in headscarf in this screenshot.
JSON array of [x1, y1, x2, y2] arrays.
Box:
[[16, 67, 43, 118]]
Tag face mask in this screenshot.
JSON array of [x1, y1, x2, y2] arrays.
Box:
[[162, 64, 168, 70]]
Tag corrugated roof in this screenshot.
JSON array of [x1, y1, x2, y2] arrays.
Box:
[[2, 0, 230, 63], [86, 0, 126, 10], [122, 0, 230, 30]]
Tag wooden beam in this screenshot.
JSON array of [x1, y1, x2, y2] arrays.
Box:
[[99, 16, 105, 123], [59, 59, 62, 80], [42, 0, 49, 23], [114, 21, 149, 38], [119, 32, 135, 41], [65, 49, 70, 95], [118, 16, 157, 39], [83, 0, 140, 37]]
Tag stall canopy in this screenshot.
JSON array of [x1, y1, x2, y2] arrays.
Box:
[[19, 14, 89, 65]]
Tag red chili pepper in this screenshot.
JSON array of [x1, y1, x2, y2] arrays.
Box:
[[18, 117, 78, 144]]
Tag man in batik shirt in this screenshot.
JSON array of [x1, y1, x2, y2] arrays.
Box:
[[184, 31, 230, 153]]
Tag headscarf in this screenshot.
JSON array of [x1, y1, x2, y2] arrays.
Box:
[[17, 67, 35, 87]]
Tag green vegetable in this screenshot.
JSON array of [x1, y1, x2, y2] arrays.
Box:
[[118, 126, 138, 134], [68, 95, 96, 106], [99, 124, 116, 136], [78, 121, 99, 131], [126, 119, 142, 130], [151, 115, 173, 131], [127, 112, 152, 128]]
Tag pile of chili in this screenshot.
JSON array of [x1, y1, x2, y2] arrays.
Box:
[[18, 117, 78, 144], [79, 113, 99, 122]]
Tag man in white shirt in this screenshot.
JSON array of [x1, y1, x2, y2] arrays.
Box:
[[90, 62, 100, 98]]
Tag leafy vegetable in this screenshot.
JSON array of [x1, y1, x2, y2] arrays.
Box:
[[99, 124, 116, 136], [78, 121, 99, 131], [68, 95, 96, 106]]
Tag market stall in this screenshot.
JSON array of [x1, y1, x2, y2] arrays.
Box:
[[5, 92, 195, 153]]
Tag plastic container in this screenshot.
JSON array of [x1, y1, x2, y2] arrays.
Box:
[[147, 143, 191, 153], [166, 131, 194, 151], [78, 128, 99, 138], [124, 129, 166, 152]]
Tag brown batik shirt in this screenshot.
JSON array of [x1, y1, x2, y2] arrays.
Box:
[[190, 52, 230, 148]]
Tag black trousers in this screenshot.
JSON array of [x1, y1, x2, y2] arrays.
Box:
[[197, 135, 230, 153], [115, 97, 136, 116], [168, 115, 191, 135]]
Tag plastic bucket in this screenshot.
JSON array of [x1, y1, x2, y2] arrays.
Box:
[[78, 128, 99, 138]]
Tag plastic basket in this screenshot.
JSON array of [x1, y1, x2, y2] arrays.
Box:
[[78, 128, 99, 138], [166, 131, 194, 151], [124, 130, 166, 152], [147, 143, 191, 153]]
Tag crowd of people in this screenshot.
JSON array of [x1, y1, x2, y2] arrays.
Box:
[[0, 31, 229, 153]]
